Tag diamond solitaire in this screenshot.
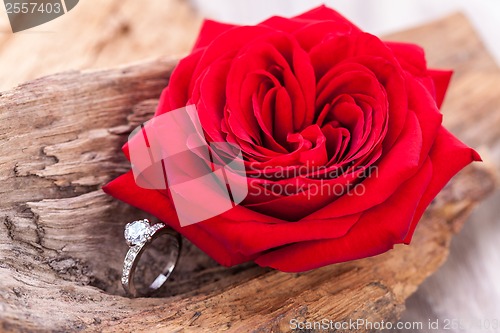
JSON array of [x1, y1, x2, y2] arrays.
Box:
[[124, 219, 151, 245]]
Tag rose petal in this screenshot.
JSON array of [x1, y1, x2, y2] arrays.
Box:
[[201, 212, 361, 256], [385, 42, 453, 108], [192, 19, 239, 51], [196, 58, 233, 143], [385, 41, 427, 77], [304, 109, 423, 220], [293, 21, 353, 52], [192, 25, 274, 83], [254, 158, 433, 272], [293, 5, 361, 32], [166, 49, 204, 110], [259, 15, 310, 33], [405, 74, 444, 164], [427, 69, 453, 108], [402, 127, 481, 243]]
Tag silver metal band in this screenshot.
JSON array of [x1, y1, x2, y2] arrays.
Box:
[[121, 219, 181, 297]]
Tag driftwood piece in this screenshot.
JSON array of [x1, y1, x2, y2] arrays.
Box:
[[0, 13, 497, 333]]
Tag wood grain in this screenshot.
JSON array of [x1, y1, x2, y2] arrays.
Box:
[[0, 13, 497, 333]]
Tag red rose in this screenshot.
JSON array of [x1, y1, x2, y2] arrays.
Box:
[[104, 6, 480, 272]]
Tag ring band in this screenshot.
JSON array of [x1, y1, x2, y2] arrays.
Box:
[[121, 219, 181, 297]]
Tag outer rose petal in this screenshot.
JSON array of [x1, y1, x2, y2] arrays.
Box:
[[385, 42, 453, 108], [293, 5, 360, 32], [102, 171, 254, 266], [259, 16, 312, 34], [405, 74, 443, 164], [255, 159, 434, 272], [166, 49, 205, 110], [403, 127, 482, 243], [197, 212, 361, 256], [192, 19, 238, 51], [385, 42, 427, 77], [191, 25, 274, 82], [427, 69, 453, 108]]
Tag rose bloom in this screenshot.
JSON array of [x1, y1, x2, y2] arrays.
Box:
[[104, 6, 480, 272]]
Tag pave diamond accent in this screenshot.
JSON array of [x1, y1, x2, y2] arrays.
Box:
[[122, 246, 139, 284], [149, 223, 164, 235]]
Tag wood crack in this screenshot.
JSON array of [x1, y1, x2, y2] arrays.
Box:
[[3, 216, 15, 241]]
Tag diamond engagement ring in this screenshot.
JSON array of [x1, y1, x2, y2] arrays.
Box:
[[122, 219, 181, 297]]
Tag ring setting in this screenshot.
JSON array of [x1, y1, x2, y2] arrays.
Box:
[[124, 219, 164, 247], [121, 218, 181, 297]]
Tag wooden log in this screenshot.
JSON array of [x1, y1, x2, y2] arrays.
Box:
[[0, 13, 497, 333]]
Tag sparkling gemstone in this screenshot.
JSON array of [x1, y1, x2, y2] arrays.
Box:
[[124, 219, 150, 245]]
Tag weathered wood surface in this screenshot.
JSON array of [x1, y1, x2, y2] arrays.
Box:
[[0, 13, 497, 333]]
